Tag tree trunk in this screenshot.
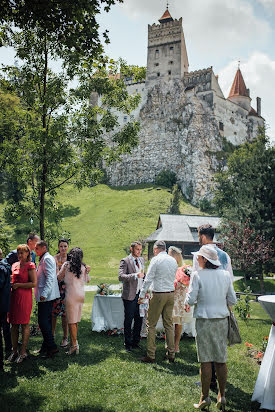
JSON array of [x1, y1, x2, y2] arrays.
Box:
[[259, 264, 265, 294], [39, 180, 45, 239], [39, 35, 48, 240]]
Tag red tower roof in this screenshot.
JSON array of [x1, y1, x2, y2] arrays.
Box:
[[159, 8, 173, 23], [228, 68, 249, 98]]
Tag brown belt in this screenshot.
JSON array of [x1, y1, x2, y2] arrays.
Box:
[[153, 291, 174, 294]]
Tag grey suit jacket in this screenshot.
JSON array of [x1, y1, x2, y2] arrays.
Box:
[[118, 255, 145, 301], [35, 252, 60, 302]]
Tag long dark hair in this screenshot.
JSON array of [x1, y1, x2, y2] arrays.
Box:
[[67, 247, 83, 278]]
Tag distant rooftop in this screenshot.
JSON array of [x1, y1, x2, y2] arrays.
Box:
[[146, 214, 221, 243], [228, 68, 250, 98], [159, 8, 173, 23]]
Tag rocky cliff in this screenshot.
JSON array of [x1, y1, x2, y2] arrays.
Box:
[[107, 79, 224, 205]]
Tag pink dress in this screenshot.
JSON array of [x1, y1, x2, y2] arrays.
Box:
[[9, 261, 36, 324], [59, 262, 90, 323]]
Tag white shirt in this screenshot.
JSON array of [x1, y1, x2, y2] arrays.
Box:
[[192, 243, 234, 282], [185, 268, 237, 319], [139, 251, 178, 298], [130, 255, 143, 294]]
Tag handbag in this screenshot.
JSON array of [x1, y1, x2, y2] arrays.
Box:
[[228, 310, 242, 346]]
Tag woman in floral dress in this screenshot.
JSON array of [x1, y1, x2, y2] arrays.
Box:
[[168, 246, 194, 353], [52, 239, 69, 347]]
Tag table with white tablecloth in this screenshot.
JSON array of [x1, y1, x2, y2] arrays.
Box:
[[252, 295, 275, 411], [91, 294, 196, 336]]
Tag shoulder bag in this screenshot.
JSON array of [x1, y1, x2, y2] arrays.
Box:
[[228, 310, 242, 345]]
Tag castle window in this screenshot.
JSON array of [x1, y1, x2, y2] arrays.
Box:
[[155, 63, 159, 66], [169, 61, 173, 65], [124, 116, 127, 122], [219, 122, 224, 131], [168, 70, 171, 75], [155, 49, 159, 59], [157, 72, 160, 77], [169, 46, 174, 56]]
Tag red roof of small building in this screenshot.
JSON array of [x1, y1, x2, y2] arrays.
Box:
[[159, 8, 173, 23], [228, 68, 249, 98], [249, 107, 261, 118]]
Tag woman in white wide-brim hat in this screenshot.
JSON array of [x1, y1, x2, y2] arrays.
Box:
[[184, 245, 237, 411]]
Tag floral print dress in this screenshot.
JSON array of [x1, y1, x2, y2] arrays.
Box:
[[52, 255, 67, 318]]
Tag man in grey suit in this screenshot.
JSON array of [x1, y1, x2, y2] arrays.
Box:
[[34, 240, 60, 358], [118, 241, 145, 352]]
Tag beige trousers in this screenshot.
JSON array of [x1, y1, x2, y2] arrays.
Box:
[[147, 292, 175, 359]]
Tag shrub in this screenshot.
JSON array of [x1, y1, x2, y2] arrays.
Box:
[[155, 170, 177, 188]]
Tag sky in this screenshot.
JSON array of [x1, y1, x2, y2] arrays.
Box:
[[0, 0, 274, 141], [96, 0, 275, 142]]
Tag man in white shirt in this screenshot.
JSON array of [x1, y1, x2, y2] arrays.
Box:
[[118, 241, 145, 352], [139, 240, 178, 363]]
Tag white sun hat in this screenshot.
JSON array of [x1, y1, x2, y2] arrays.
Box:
[[192, 245, 221, 266]]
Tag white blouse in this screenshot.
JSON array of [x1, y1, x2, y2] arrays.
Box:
[[184, 269, 237, 319]]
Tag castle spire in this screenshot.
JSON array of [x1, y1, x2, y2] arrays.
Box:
[[159, 6, 173, 23], [228, 67, 249, 98]]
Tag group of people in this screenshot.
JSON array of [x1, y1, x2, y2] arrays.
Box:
[[0, 234, 90, 370], [119, 224, 236, 411], [1, 223, 237, 410]]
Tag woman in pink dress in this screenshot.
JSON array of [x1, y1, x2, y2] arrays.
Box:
[[58, 247, 90, 355], [8, 244, 37, 363]]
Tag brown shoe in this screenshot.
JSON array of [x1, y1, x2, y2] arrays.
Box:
[[41, 348, 59, 359], [140, 356, 155, 363], [164, 352, 175, 363]]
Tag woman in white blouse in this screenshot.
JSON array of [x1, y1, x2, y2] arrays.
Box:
[[185, 245, 236, 411]]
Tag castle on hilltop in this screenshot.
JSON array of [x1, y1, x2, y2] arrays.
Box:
[[105, 7, 264, 204]]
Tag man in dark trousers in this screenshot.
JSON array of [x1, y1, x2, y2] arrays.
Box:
[[118, 241, 145, 352], [0, 257, 12, 371]]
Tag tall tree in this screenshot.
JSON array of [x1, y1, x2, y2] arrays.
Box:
[[219, 220, 274, 291], [0, 1, 142, 240], [214, 129, 275, 242]]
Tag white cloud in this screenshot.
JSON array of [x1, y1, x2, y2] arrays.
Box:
[[120, 0, 271, 60], [257, 0, 275, 12], [218, 52, 275, 141]]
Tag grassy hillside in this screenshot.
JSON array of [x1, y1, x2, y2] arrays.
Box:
[[58, 184, 201, 283], [1, 183, 202, 283]]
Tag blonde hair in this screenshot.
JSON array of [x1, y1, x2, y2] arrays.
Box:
[[168, 246, 183, 266], [17, 244, 31, 262]]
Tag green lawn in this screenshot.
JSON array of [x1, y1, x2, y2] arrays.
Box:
[[234, 278, 275, 294], [0, 295, 271, 412]]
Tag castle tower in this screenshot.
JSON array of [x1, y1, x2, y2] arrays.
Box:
[[146, 7, 189, 84], [228, 68, 251, 111]]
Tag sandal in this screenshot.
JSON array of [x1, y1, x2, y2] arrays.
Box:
[[15, 353, 28, 364], [60, 337, 69, 347], [7, 351, 19, 362]]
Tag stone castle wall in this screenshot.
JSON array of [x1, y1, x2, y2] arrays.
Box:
[[107, 79, 225, 205]]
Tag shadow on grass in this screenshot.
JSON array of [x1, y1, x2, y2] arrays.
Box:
[[61, 204, 81, 218], [0, 386, 46, 412], [226, 382, 261, 412], [109, 183, 167, 192], [234, 278, 275, 294], [61, 406, 116, 412]]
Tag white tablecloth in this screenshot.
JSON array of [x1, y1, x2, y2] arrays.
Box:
[[91, 294, 196, 337], [91, 295, 124, 332], [252, 295, 275, 410]]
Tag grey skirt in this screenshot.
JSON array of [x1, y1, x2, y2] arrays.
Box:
[[195, 317, 228, 363]]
